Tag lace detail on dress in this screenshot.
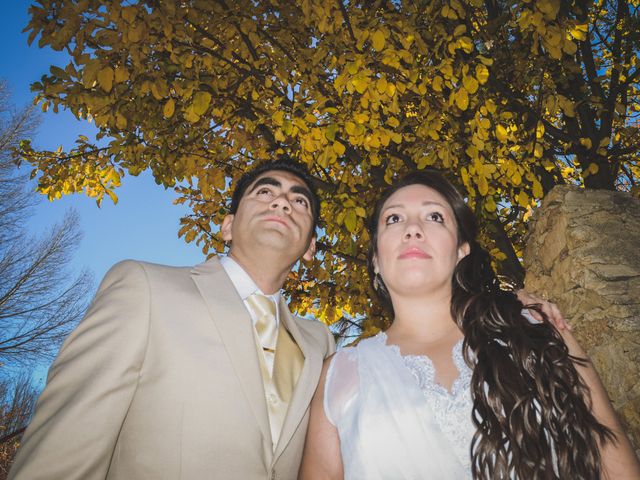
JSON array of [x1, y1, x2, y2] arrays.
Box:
[[374, 332, 476, 472]]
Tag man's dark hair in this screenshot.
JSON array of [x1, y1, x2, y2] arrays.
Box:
[[230, 158, 321, 231]]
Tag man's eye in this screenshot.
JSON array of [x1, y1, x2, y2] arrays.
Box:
[[257, 188, 272, 196], [384, 213, 401, 225], [295, 197, 309, 207]]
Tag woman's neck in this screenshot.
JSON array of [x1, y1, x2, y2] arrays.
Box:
[[386, 293, 460, 344]]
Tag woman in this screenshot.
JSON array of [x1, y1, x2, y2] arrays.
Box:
[[301, 171, 640, 479]]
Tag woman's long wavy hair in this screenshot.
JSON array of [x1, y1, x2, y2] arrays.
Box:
[[367, 170, 613, 479]]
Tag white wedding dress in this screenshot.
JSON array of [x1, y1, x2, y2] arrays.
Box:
[[324, 332, 475, 479]]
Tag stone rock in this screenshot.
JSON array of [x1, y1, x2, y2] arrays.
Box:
[[524, 185, 640, 453]]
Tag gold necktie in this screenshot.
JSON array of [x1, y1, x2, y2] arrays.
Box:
[[247, 293, 278, 371]]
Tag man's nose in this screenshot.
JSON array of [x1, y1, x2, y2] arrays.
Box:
[[270, 194, 291, 213]]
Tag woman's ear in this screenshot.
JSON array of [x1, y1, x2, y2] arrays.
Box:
[[372, 255, 380, 274], [457, 242, 470, 262]]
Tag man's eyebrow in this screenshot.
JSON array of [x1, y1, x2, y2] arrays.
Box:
[[248, 176, 313, 205], [290, 185, 313, 205], [248, 176, 281, 193]]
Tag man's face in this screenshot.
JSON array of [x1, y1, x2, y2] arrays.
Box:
[[221, 170, 316, 263]]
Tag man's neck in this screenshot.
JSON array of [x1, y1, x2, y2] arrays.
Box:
[[228, 251, 291, 295]]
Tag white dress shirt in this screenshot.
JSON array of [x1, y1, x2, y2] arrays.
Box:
[[219, 255, 282, 328]]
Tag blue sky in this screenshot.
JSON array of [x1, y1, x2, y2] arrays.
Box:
[[1, 2, 206, 289]]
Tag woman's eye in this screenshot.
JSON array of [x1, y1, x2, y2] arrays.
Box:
[[384, 213, 401, 225], [428, 212, 444, 223]]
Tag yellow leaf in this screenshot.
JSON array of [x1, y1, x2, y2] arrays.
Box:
[[184, 105, 200, 123], [114, 66, 129, 83], [354, 112, 369, 123], [387, 117, 399, 127], [344, 209, 357, 233], [462, 76, 478, 94], [517, 191, 529, 208], [496, 125, 508, 142], [352, 77, 368, 94], [432, 75, 443, 92], [453, 24, 466, 37], [97, 67, 114, 93], [455, 88, 469, 110], [115, 112, 127, 129], [534, 143, 544, 158], [106, 189, 119, 205], [478, 176, 488, 195], [333, 141, 346, 156], [475, 64, 489, 84], [386, 83, 396, 96], [536, 122, 545, 139], [563, 40, 577, 55], [512, 171, 522, 185], [458, 36, 474, 54], [559, 97, 576, 117], [192, 91, 211, 116], [579, 138, 592, 149], [272, 110, 285, 126], [151, 81, 167, 100], [570, 23, 589, 42], [345, 122, 357, 136], [376, 77, 388, 94], [537, 0, 560, 20], [485, 196, 496, 212], [163, 98, 175, 118], [372, 30, 386, 51], [128, 23, 145, 43], [532, 180, 543, 198]]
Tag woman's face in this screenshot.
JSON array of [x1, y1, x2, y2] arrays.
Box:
[[373, 184, 469, 299]]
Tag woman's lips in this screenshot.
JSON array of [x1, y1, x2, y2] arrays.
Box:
[[398, 247, 431, 259]]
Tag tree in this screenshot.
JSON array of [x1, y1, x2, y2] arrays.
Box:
[[0, 375, 38, 479], [0, 80, 92, 366], [0, 79, 93, 474], [19, 0, 639, 332]]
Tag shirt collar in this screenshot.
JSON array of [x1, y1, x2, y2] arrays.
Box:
[[219, 255, 281, 305]]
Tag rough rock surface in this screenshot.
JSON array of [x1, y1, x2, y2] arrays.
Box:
[[524, 186, 640, 452]]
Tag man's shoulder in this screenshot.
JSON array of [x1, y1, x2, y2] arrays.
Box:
[[109, 259, 200, 274], [292, 315, 335, 352], [102, 259, 203, 286], [293, 314, 329, 331]]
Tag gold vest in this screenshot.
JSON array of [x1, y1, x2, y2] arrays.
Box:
[[255, 321, 304, 448]]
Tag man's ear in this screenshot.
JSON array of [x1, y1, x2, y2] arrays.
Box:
[[457, 241, 470, 262], [221, 215, 234, 242], [302, 236, 316, 262]]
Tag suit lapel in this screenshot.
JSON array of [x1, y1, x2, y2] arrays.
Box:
[[190, 257, 272, 449], [273, 299, 323, 462]]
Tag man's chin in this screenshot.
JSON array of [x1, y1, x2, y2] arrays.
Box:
[[255, 233, 307, 258]]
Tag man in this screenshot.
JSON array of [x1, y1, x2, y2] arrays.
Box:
[[9, 159, 335, 479]]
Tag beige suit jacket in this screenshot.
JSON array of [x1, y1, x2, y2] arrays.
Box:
[[9, 258, 335, 479]]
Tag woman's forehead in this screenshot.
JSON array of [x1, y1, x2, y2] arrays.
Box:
[[382, 184, 451, 210]]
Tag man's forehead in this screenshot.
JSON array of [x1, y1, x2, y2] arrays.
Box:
[[248, 170, 309, 190]]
